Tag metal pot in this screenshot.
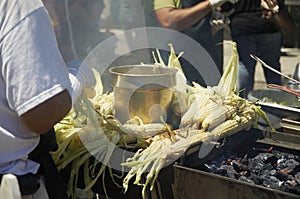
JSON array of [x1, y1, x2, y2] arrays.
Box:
[[109, 65, 177, 124]]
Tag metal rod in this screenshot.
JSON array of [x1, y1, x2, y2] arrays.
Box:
[[267, 84, 300, 97], [250, 54, 300, 84]]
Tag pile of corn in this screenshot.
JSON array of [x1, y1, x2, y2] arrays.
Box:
[[52, 42, 273, 199], [121, 42, 273, 198]]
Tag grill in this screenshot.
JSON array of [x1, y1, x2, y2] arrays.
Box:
[[155, 128, 300, 199], [71, 95, 300, 199], [72, 121, 300, 199]]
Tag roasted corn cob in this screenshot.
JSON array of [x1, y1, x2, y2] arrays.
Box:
[[201, 104, 237, 131]]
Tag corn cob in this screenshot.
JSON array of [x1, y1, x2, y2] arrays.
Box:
[[210, 114, 254, 139], [121, 123, 169, 138], [52, 41, 274, 199], [196, 99, 223, 124], [181, 93, 210, 127], [216, 42, 238, 96], [201, 105, 237, 131]]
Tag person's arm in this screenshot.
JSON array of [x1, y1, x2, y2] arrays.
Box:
[[20, 66, 89, 135], [154, 0, 237, 31], [155, 1, 212, 31], [3, 6, 76, 135], [20, 90, 72, 134]]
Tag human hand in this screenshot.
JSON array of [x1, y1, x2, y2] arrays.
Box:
[[208, 0, 239, 8], [210, 11, 230, 30], [261, 0, 279, 19]]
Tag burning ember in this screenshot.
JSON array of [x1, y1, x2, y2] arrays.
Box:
[[203, 147, 300, 195]]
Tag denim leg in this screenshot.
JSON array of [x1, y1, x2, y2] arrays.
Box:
[[256, 32, 282, 85], [233, 35, 257, 98]]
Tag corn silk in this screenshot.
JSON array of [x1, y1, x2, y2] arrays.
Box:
[[52, 42, 274, 199]]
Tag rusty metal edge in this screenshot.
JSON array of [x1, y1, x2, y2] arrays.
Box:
[[172, 164, 300, 199]]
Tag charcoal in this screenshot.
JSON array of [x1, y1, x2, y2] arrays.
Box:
[[226, 158, 233, 165], [213, 168, 227, 176], [241, 154, 248, 165], [292, 164, 300, 175], [224, 165, 239, 179], [210, 160, 223, 168], [276, 157, 286, 169], [287, 154, 298, 160], [285, 180, 298, 188], [260, 168, 282, 182], [259, 153, 275, 162], [295, 172, 300, 184], [239, 176, 255, 184], [275, 171, 292, 181], [278, 181, 284, 187], [273, 152, 288, 159], [202, 145, 300, 196], [214, 165, 238, 179], [263, 176, 281, 189], [260, 163, 274, 174], [248, 158, 264, 172], [229, 172, 239, 179], [270, 169, 277, 176], [282, 159, 299, 171], [239, 170, 250, 177], [286, 180, 298, 186], [203, 163, 218, 173], [231, 160, 246, 173], [265, 155, 278, 167], [210, 153, 232, 168], [249, 174, 263, 185], [214, 151, 237, 165]]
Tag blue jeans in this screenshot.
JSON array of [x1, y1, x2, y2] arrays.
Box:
[[232, 32, 282, 98]]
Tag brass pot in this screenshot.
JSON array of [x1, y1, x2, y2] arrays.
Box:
[[109, 65, 177, 124]]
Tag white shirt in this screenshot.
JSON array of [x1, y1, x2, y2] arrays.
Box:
[[0, 0, 71, 175]]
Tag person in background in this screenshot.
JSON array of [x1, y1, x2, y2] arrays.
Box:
[[118, 0, 145, 48], [0, 0, 90, 198], [65, 0, 111, 61], [43, 0, 115, 64], [143, 0, 238, 85], [222, 0, 295, 98]]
